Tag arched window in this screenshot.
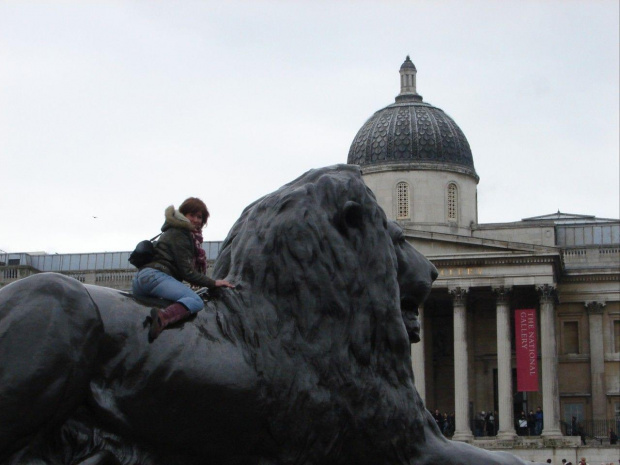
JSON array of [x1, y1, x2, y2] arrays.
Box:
[[447, 183, 458, 221], [396, 182, 410, 219]]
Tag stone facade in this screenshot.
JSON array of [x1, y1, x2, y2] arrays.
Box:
[[361, 167, 479, 236]]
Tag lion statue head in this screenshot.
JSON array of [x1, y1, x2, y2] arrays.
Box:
[[212, 164, 437, 463]]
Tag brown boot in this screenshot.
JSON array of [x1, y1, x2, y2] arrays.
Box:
[[149, 302, 191, 341]]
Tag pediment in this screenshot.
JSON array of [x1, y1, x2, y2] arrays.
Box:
[[404, 229, 559, 258]]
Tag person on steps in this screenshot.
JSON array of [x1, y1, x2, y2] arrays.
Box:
[[132, 197, 234, 341]]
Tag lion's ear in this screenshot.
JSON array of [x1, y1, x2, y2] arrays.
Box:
[[340, 201, 364, 230]]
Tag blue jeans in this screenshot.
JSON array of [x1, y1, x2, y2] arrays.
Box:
[[132, 267, 204, 313], [535, 420, 543, 435]]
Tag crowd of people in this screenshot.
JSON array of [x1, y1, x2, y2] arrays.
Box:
[[431, 406, 538, 437], [473, 409, 499, 437], [431, 409, 455, 437], [516, 407, 544, 436], [556, 458, 618, 465], [433, 404, 619, 452], [545, 458, 618, 465]]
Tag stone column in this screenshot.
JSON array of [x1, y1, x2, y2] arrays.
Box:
[[411, 304, 426, 403], [494, 286, 517, 440], [450, 287, 473, 441], [585, 301, 606, 420], [538, 285, 563, 438]]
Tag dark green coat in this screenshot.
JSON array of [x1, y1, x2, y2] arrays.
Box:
[[144, 206, 216, 288]]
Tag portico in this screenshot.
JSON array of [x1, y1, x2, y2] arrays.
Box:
[[409, 247, 569, 444]]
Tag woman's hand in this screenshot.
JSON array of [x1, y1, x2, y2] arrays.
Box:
[[214, 279, 235, 288]]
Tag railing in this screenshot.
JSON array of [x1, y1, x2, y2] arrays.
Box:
[[2, 267, 18, 279], [563, 249, 587, 257], [560, 419, 620, 443], [1, 266, 37, 282], [0, 266, 135, 290], [562, 247, 620, 269], [95, 272, 136, 284]]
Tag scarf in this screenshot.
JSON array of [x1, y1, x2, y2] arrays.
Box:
[[191, 230, 207, 274]]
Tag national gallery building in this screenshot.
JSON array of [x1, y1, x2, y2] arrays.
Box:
[[347, 57, 620, 446], [1, 58, 619, 452]]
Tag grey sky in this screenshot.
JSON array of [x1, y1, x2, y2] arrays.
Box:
[[1, 1, 618, 253]]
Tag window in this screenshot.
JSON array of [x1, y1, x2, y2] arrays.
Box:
[[563, 402, 585, 434], [563, 321, 580, 354], [396, 182, 410, 219], [614, 320, 620, 352], [563, 403, 584, 423], [447, 183, 458, 221]]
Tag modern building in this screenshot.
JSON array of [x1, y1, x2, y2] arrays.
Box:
[[1, 56, 618, 460], [347, 56, 620, 447]]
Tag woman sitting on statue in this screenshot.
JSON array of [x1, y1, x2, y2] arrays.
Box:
[[132, 197, 234, 341]]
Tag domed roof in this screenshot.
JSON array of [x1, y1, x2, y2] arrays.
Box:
[[347, 57, 478, 180], [399, 55, 417, 71]]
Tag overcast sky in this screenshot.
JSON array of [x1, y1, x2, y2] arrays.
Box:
[[1, 1, 618, 254]]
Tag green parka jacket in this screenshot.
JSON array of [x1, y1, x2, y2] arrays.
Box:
[[143, 206, 216, 288]]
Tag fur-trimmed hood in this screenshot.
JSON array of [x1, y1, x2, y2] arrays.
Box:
[[161, 205, 194, 232]]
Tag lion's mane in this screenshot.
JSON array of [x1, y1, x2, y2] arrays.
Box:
[[213, 165, 427, 464]]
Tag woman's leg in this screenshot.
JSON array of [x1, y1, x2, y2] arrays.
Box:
[[133, 268, 204, 341], [133, 268, 203, 313]]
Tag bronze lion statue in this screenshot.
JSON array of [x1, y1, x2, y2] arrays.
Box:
[[0, 165, 536, 464]]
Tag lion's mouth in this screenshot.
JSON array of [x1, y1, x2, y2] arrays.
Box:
[[401, 296, 419, 316], [401, 296, 421, 343]]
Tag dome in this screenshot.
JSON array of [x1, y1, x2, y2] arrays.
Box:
[[347, 57, 478, 180]]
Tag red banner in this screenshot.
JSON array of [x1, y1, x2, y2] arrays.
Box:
[[515, 309, 539, 392]]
